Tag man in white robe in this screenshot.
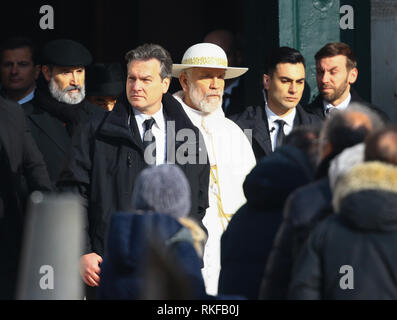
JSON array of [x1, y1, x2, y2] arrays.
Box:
[[172, 43, 256, 295]]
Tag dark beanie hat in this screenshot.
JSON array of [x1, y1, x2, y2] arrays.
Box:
[[41, 39, 92, 67], [86, 63, 125, 97]]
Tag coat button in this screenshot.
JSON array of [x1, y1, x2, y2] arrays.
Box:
[[127, 154, 132, 167]]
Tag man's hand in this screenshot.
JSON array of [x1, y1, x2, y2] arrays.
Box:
[[80, 253, 103, 287]]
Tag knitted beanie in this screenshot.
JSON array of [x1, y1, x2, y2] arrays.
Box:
[[131, 164, 191, 219]]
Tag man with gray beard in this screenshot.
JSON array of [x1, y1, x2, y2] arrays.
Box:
[[25, 39, 103, 187], [172, 43, 256, 295]]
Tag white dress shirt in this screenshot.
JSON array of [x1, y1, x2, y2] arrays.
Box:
[[323, 93, 351, 115], [265, 103, 296, 151], [133, 104, 166, 165]]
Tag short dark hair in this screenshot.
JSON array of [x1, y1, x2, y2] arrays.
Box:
[[315, 42, 357, 70], [125, 43, 172, 80], [265, 46, 305, 76], [0, 36, 38, 65], [365, 126, 397, 165]]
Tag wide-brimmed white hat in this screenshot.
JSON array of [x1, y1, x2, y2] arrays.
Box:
[[172, 43, 248, 79]]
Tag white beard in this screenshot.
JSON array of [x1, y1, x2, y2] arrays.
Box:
[[49, 78, 85, 105], [188, 83, 222, 115]]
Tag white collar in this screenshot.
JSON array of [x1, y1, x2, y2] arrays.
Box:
[[265, 101, 296, 128], [133, 104, 165, 132], [323, 93, 351, 113]]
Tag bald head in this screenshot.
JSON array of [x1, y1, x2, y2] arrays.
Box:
[[345, 111, 374, 132], [365, 126, 397, 165], [318, 104, 384, 162]]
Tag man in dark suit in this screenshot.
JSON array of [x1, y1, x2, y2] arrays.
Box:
[[304, 42, 389, 122], [231, 47, 321, 160], [0, 96, 52, 299], [57, 44, 209, 297], [23, 39, 103, 187], [0, 37, 40, 104]]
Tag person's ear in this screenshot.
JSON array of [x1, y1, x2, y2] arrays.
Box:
[[348, 67, 358, 85], [179, 72, 189, 92], [263, 74, 270, 90], [162, 77, 170, 93], [41, 65, 51, 82]]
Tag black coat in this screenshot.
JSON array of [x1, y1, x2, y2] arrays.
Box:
[[303, 88, 390, 122], [218, 146, 315, 299], [57, 92, 210, 257], [0, 96, 52, 299], [230, 103, 321, 161], [259, 177, 333, 300], [22, 88, 104, 187], [289, 162, 397, 299]]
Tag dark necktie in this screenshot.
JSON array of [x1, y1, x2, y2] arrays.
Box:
[[143, 118, 156, 165], [325, 107, 338, 117], [275, 119, 286, 149]]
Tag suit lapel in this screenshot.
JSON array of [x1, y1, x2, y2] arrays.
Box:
[[294, 104, 306, 127], [253, 106, 272, 156]]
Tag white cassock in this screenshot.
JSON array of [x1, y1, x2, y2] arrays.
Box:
[[173, 91, 256, 295]]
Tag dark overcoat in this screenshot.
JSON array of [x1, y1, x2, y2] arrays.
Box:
[[57, 92, 210, 256], [218, 146, 315, 299], [22, 88, 104, 187], [0, 96, 52, 299]]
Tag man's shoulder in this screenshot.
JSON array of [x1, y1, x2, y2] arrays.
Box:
[[0, 96, 25, 124], [78, 107, 110, 134], [222, 116, 256, 148], [162, 92, 201, 132], [302, 95, 325, 119], [285, 178, 331, 224], [296, 103, 323, 124], [78, 100, 106, 122], [229, 104, 265, 127], [84, 100, 106, 115], [223, 116, 250, 132]]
